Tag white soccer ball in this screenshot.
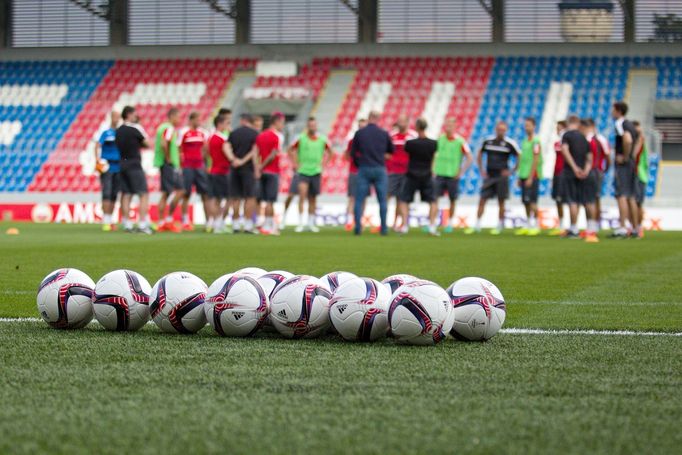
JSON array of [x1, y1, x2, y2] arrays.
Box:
[[149, 272, 208, 334], [320, 271, 358, 293], [388, 280, 454, 346], [269, 275, 332, 338], [235, 267, 268, 277], [205, 274, 269, 337], [447, 277, 506, 341], [37, 268, 95, 329], [92, 270, 151, 331], [329, 277, 391, 342], [381, 274, 418, 294]]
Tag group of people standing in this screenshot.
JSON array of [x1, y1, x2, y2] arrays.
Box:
[[94, 100, 649, 239]]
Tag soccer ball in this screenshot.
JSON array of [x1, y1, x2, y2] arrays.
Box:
[[257, 270, 294, 299], [269, 275, 332, 338], [235, 267, 267, 277], [205, 274, 269, 337], [37, 268, 95, 329], [320, 271, 358, 292], [149, 272, 208, 334], [329, 277, 391, 341], [381, 274, 418, 294], [92, 270, 151, 331], [447, 277, 506, 341], [388, 280, 454, 346]]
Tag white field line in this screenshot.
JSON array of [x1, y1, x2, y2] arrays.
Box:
[[0, 318, 680, 337]]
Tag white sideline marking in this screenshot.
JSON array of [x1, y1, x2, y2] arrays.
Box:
[[501, 328, 682, 337], [0, 318, 680, 337]]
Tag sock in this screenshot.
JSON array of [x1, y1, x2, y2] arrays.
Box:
[[308, 216, 315, 227], [529, 216, 536, 228], [182, 214, 190, 225], [244, 219, 254, 231], [102, 214, 110, 224], [570, 224, 578, 234], [475, 219, 482, 230], [123, 218, 133, 230], [587, 220, 598, 233], [138, 220, 148, 229], [207, 217, 214, 227], [165, 215, 173, 223], [497, 220, 504, 231], [560, 217, 567, 230], [266, 216, 273, 230]]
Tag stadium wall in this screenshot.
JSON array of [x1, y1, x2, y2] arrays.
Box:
[[2, 42, 682, 61]]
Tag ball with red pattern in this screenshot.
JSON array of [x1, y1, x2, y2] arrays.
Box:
[[149, 272, 207, 334], [37, 268, 95, 330], [447, 277, 506, 341], [269, 275, 331, 339], [329, 277, 391, 342], [92, 270, 151, 331]]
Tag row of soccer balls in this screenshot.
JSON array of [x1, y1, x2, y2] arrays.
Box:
[[36, 267, 507, 345]]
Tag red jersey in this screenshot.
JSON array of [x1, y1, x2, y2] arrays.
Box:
[[588, 133, 610, 172], [208, 132, 230, 175], [256, 128, 282, 174], [346, 139, 357, 174], [387, 129, 416, 174], [554, 138, 564, 175], [179, 127, 208, 169]]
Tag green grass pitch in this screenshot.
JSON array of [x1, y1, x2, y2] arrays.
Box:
[[1, 223, 681, 454]]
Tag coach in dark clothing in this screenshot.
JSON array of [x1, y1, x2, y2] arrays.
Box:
[[350, 111, 394, 235]]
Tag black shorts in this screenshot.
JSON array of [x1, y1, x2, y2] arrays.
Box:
[[230, 167, 257, 199], [635, 179, 647, 205], [288, 173, 300, 195], [399, 175, 435, 203], [614, 162, 636, 198], [480, 174, 509, 200], [160, 163, 183, 194], [433, 176, 459, 201], [119, 165, 148, 195], [182, 168, 209, 195], [208, 173, 230, 199], [347, 172, 358, 197], [565, 173, 596, 205], [298, 173, 322, 197], [259, 172, 280, 203], [100, 171, 121, 202], [388, 173, 406, 198], [520, 178, 539, 204], [551, 172, 566, 202]]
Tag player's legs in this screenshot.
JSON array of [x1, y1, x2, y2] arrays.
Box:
[[353, 169, 371, 235], [375, 168, 389, 235], [465, 197, 487, 234], [493, 197, 505, 235], [296, 179, 310, 232], [120, 193, 132, 231]]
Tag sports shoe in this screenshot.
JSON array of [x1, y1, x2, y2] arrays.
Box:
[[344, 221, 354, 232], [370, 226, 381, 234], [515, 227, 528, 236], [101, 223, 113, 232], [609, 230, 627, 239], [295, 225, 305, 233], [548, 228, 563, 236], [123, 225, 135, 233], [428, 228, 441, 237], [136, 226, 154, 235], [443, 225, 454, 234], [584, 233, 600, 243], [182, 223, 194, 232], [526, 227, 541, 236], [167, 222, 182, 233], [463, 227, 479, 235], [309, 225, 320, 233], [562, 230, 580, 239], [258, 227, 272, 236], [489, 228, 502, 235]]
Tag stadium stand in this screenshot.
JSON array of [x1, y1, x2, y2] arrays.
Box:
[[0, 60, 112, 192], [0, 56, 676, 196]]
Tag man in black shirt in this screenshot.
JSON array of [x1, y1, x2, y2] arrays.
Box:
[[397, 118, 438, 236], [561, 116, 597, 242], [226, 113, 259, 233], [115, 105, 152, 234], [465, 121, 520, 235], [611, 101, 640, 238]]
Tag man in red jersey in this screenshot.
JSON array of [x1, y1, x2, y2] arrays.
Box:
[[387, 114, 416, 231], [178, 111, 209, 231], [549, 120, 568, 236], [344, 118, 367, 231], [207, 113, 239, 234], [585, 118, 611, 233], [256, 112, 286, 235]]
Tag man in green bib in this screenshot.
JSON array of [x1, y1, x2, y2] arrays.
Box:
[[433, 117, 473, 233], [154, 108, 183, 232], [287, 117, 332, 232], [516, 117, 543, 236], [633, 121, 649, 238]]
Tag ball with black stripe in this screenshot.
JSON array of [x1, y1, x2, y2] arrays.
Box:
[[92, 270, 151, 331], [37, 268, 95, 330]]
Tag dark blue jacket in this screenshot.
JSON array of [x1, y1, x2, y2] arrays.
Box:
[[351, 123, 394, 168]]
